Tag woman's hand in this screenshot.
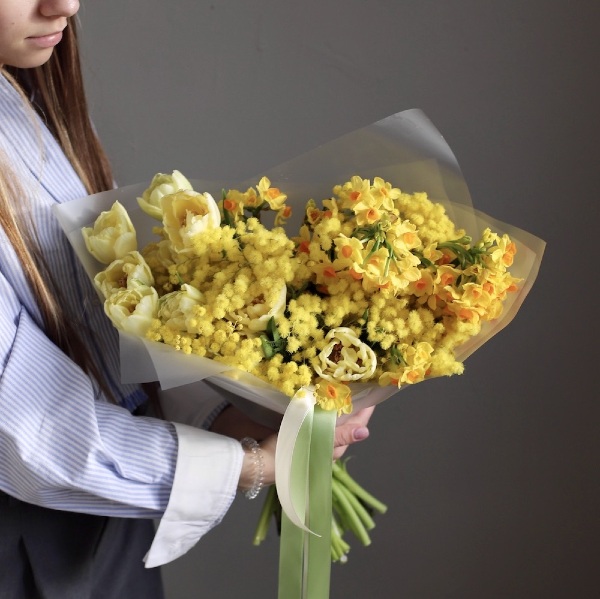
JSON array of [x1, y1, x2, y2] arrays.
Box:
[[212, 403, 376, 491], [332, 405, 375, 460]]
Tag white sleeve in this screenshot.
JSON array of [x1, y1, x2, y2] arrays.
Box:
[[144, 422, 244, 567]]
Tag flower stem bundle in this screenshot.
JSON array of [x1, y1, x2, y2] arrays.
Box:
[[253, 459, 387, 563]]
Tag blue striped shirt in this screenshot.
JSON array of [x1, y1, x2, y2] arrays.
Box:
[[0, 72, 180, 519], [0, 73, 244, 567]]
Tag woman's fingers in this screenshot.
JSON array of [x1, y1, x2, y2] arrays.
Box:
[[332, 405, 375, 459], [220, 403, 375, 474]]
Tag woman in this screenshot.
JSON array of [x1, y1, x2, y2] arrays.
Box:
[[0, 2, 373, 597]]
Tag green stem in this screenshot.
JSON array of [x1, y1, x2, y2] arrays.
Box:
[[335, 478, 376, 532], [332, 496, 351, 534], [253, 485, 277, 546], [332, 461, 388, 514], [330, 517, 350, 563], [332, 479, 371, 547], [361, 237, 382, 266], [252, 465, 387, 564]]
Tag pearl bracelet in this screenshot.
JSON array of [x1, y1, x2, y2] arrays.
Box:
[[240, 437, 265, 500]]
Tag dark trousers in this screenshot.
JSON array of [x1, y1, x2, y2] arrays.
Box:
[[0, 492, 164, 599]]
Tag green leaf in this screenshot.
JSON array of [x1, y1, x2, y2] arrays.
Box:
[[260, 335, 275, 359]]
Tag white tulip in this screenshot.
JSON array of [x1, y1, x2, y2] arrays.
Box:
[[161, 190, 221, 253], [137, 170, 193, 220], [94, 251, 154, 298], [104, 286, 158, 336], [82, 201, 137, 264], [158, 284, 204, 333], [234, 283, 287, 333], [313, 327, 377, 382]]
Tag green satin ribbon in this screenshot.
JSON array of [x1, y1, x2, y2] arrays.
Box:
[[278, 406, 336, 599]]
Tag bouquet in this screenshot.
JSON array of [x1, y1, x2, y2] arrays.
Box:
[[55, 109, 545, 599]]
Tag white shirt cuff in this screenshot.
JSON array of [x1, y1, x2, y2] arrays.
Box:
[[143, 422, 243, 567]]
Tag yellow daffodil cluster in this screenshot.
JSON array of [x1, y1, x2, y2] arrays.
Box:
[[288, 176, 521, 409], [86, 172, 520, 415]]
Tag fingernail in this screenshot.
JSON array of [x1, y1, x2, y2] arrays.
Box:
[[353, 427, 369, 441]]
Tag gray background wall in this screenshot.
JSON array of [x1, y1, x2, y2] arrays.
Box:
[[78, 2, 599, 598]]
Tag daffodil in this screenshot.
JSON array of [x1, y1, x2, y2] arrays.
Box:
[[487, 232, 518, 268], [314, 379, 353, 415], [334, 175, 374, 212], [221, 189, 246, 222], [387, 219, 422, 254], [408, 269, 435, 297], [274, 204, 293, 227], [371, 176, 401, 210], [354, 204, 383, 227], [257, 176, 288, 211]]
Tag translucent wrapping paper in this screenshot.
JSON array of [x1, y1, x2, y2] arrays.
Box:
[[54, 108, 544, 421]]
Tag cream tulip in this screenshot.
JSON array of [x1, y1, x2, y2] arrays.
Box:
[[82, 201, 137, 264]]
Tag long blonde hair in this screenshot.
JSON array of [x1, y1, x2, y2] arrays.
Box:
[[1, 18, 115, 396]]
